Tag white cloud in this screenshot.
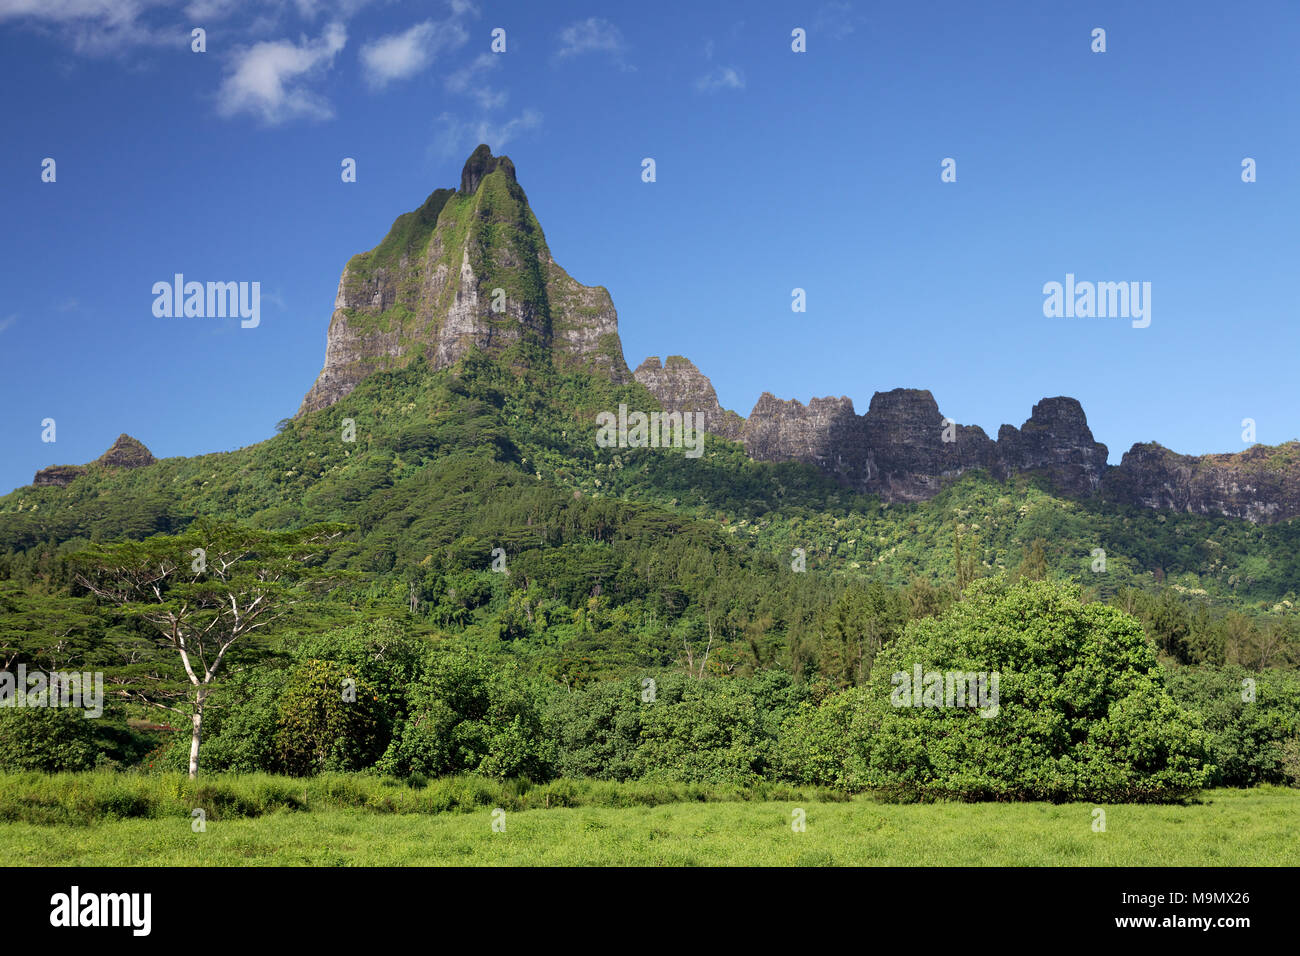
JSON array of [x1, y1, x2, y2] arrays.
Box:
[[0, 0, 375, 54], [445, 52, 505, 109], [695, 66, 744, 93], [360, 19, 465, 89], [0, 314, 16, 335], [0, 0, 183, 54], [184, 0, 244, 19], [286, 0, 379, 22], [554, 17, 625, 64], [0, 0, 148, 22], [216, 21, 347, 124], [432, 108, 541, 158]]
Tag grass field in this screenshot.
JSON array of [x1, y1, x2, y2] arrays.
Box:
[[0, 783, 1295, 866]]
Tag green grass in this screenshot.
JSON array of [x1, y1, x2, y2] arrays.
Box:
[[0, 781, 1294, 866], [0, 771, 841, 826]]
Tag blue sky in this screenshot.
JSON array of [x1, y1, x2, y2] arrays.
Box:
[[1, 0, 1297, 495]]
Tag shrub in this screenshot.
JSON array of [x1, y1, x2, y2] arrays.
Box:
[[1164, 666, 1300, 786], [861, 578, 1212, 802], [274, 659, 386, 776], [377, 652, 552, 779], [0, 707, 99, 772], [776, 688, 870, 789], [547, 678, 643, 781], [630, 674, 778, 786]]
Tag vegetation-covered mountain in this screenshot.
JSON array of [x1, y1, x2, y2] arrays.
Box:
[[2, 146, 1297, 795], [298, 144, 630, 414]]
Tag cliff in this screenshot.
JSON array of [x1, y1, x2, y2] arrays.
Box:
[[632, 356, 745, 441], [1104, 441, 1300, 523]]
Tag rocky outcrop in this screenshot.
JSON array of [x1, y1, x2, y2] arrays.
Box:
[[732, 383, 1300, 522], [861, 389, 1002, 501], [95, 434, 156, 470], [1103, 441, 1300, 523], [459, 144, 514, 195], [633, 356, 744, 440], [742, 393, 869, 483], [33, 434, 155, 487], [33, 465, 86, 488], [299, 145, 631, 415], [997, 398, 1108, 496]]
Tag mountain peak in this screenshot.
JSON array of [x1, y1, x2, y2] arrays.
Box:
[[459, 144, 516, 195], [33, 433, 155, 488], [298, 148, 631, 415], [96, 434, 156, 469], [633, 355, 745, 440]]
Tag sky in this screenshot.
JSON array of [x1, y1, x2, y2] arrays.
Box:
[[1, 0, 1297, 496]]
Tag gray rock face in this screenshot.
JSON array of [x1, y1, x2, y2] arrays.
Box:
[[299, 146, 631, 415], [633, 356, 744, 440], [740, 385, 1107, 503], [860, 389, 1001, 501], [627, 356, 1122, 506], [459, 144, 515, 195], [742, 393, 869, 482], [998, 397, 1109, 496], [33, 465, 86, 488], [96, 434, 157, 470], [1103, 441, 1300, 523]]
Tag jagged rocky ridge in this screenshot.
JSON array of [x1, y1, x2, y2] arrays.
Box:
[[290, 146, 1300, 524], [632, 360, 1300, 522], [632, 356, 745, 441], [29, 147, 1298, 523]]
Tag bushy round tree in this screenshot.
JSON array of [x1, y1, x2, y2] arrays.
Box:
[[274, 659, 385, 776], [862, 578, 1212, 802], [0, 706, 100, 772], [776, 687, 870, 790], [377, 652, 552, 779]]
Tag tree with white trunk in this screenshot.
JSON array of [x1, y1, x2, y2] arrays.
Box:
[[72, 520, 348, 777]]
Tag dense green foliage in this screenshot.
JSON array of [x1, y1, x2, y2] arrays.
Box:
[[860, 580, 1212, 801], [1, 352, 1297, 799], [0, 708, 100, 772], [1165, 666, 1300, 787]]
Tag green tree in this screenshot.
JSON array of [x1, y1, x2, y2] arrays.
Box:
[[274, 659, 385, 776], [818, 582, 905, 687], [862, 578, 1212, 802], [953, 524, 981, 593], [377, 652, 551, 779], [72, 520, 348, 777], [1015, 538, 1048, 582]]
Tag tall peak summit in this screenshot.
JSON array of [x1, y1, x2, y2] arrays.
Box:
[[299, 145, 630, 414], [459, 144, 516, 195]]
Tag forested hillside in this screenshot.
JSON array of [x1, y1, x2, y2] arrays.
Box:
[[2, 351, 1298, 796]]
